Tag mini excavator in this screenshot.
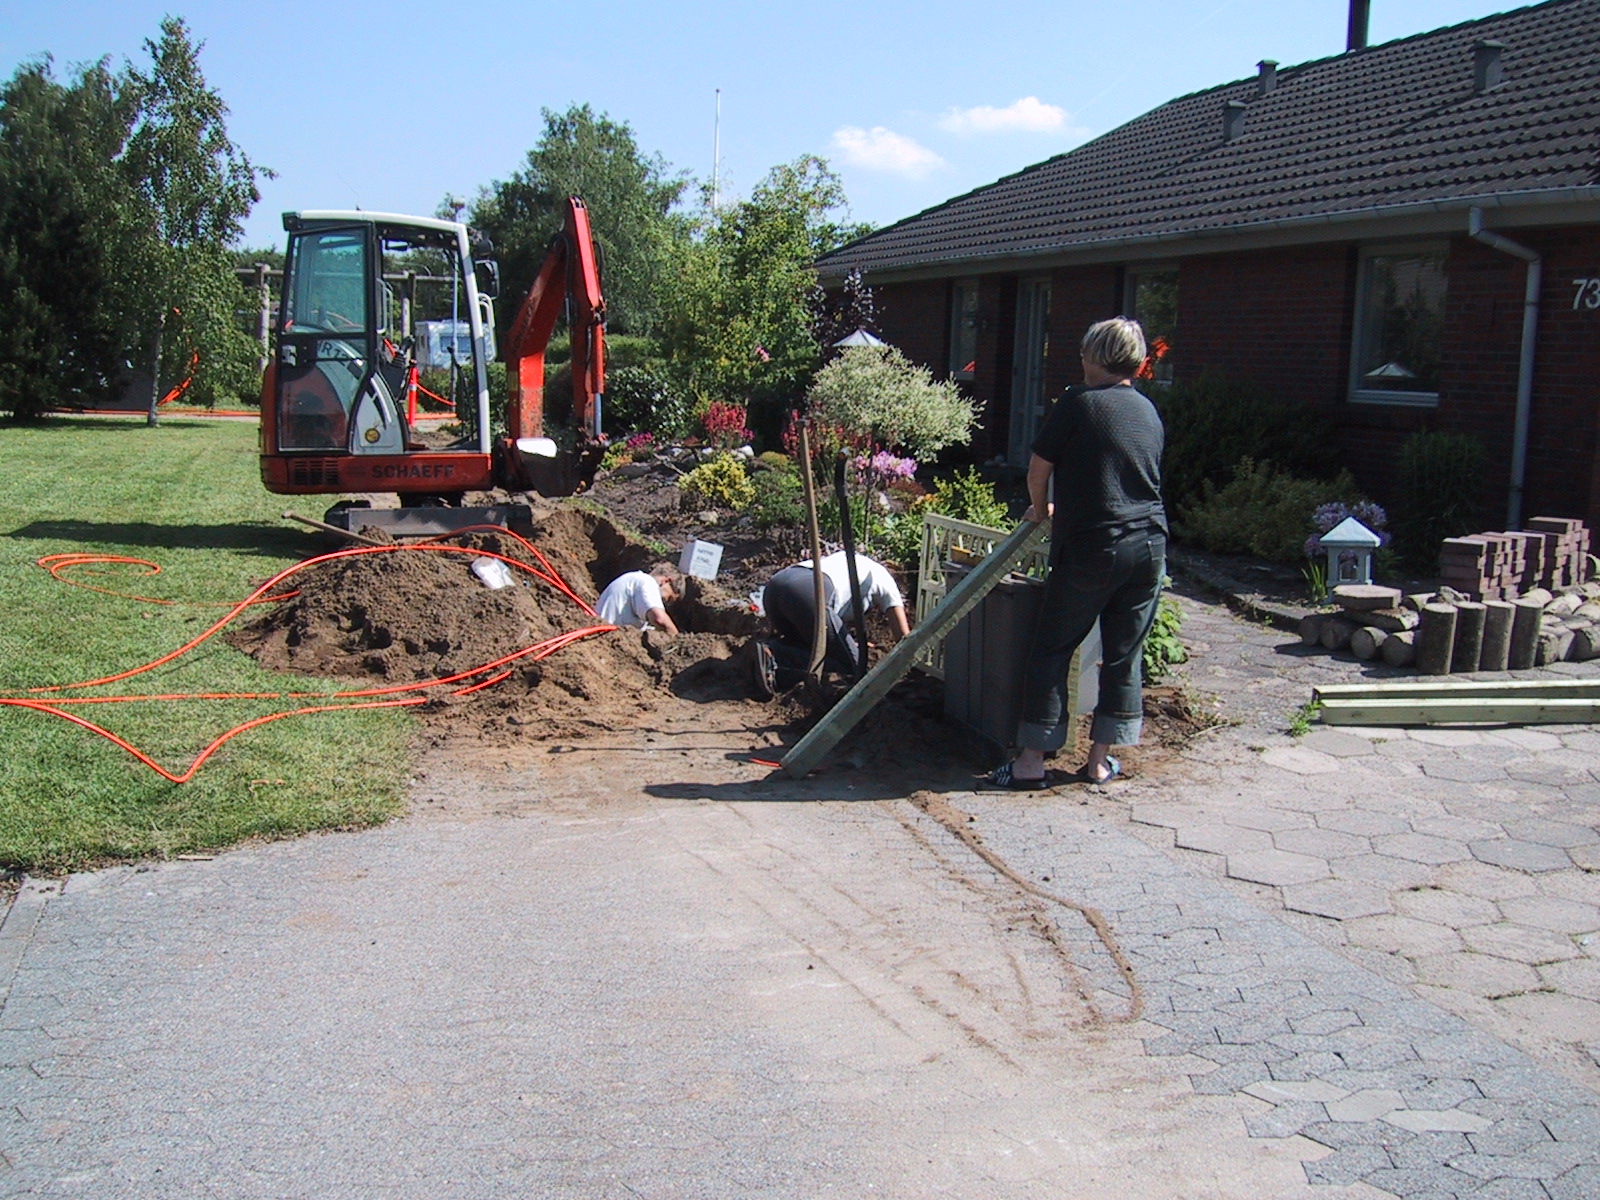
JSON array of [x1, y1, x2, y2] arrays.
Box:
[[259, 197, 608, 537]]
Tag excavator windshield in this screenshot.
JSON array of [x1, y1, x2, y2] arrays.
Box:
[[277, 227, 372, 451]]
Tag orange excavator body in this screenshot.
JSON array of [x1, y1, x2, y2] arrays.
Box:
[[258, 198, 607, 523]]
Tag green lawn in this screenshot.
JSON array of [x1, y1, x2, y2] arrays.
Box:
[[0, 417, 415, 873]]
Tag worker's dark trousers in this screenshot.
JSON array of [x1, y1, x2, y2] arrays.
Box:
[[1018, 531, 1166, 751], [763, 565, 859, 688]]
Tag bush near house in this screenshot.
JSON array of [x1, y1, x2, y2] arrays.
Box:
[[1176, 458, 1365, 564], [1151, 373, 1331, 510]]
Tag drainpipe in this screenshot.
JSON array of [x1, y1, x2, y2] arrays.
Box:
[[1468, 207, 1541, 529]]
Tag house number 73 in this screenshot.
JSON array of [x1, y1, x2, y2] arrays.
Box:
[[1573, 278, 1600, 309]]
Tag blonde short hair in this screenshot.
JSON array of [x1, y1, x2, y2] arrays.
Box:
[[1080, 317, 1148, 377]]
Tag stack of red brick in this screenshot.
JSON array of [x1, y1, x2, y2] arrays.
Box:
[[1437, 517, 1591, 600]]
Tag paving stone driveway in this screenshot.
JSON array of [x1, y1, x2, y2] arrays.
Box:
[[1061, 581, 1600, 1198]]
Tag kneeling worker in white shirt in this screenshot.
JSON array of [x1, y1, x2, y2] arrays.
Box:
[[759, 551, 909, 691], [596, 568, 680, 635]]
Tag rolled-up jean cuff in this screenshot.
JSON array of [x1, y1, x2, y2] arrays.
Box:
[[1091, 713, 1142, 746], [1018, 720, 1071, 752]]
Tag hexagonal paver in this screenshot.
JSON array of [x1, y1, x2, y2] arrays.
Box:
[[1299, 730, 1378, 757], [1462, 921, 1581, 965], [1415, 951, 1542, 997], [1470, 839, 1573, 873], [1326, 1088, 1406, 1122], [1282, 880, 1391, 920], [1537, 959, 1600, 1001], [1500, 818, 1600, 849], [1226, 849, 1331, 887], [1224, 809, 1314, 834], [1374, 832, 1473, 866], [1383, 1108, 1494, 1133], [1393, 886, 1500, 927], [1317, 810, 1411, 837], [1433, 860, 1542, 902], [1274, 828, 1371, 858], [1498, 895, 1600, 934], [1346, 914, 1464, 957], [1242, 1078, 1349, 1104], [1260, 746, 1342, 775], [1493, 991, 1600, 1042], [1173, 824, 1272, 855], [1405, 728, 1488, 746], [1421, 760, 1510, 783], [1412, 815, 1506, 842], [1329, 853, 1434, 890], [1488, 728, 1565, 752], [1572, 844, 1600, 871]]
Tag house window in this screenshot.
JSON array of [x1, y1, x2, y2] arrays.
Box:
[[948, 280, 979, 380], [1350, 246, 1446, 405], [1126, 266, 1176, 384]]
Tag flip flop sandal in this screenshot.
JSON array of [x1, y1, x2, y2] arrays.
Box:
[[981, 761, 1050, 791], [1081, 755, 1122, 785]]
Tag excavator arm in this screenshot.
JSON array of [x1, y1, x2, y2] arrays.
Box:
[[503, 196, 607, 443]]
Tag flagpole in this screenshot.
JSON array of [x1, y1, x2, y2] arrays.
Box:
[[712, 88, 721, 212]]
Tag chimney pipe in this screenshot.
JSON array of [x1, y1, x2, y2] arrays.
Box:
[[1347, 0, 1370, 51], [1474, 40, 1505, 92], [1223, 99, 1248, 141], [1258, 60, 1278, 95]]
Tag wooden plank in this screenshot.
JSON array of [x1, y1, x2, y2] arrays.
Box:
[[1319, 696, 1600, 726], [780, 521, 1047, 779], [1315, 678, 1600, 702]]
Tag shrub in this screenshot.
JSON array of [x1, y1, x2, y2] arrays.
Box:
[[805, 346, 977, 459], [755, 451, 792, 473], [1151, 373, 1332, 509], [605, 364, 694, 439], [928, 467, 1010, 529], [1391, 431, 1488, 571], [680, 452, 755, 512], [748, 467, 804, 529], [702, 401, 753, 450], [877, 505, 932, 572], [1143, 591, 1187, 682], [1176, 458, 1363, 563]]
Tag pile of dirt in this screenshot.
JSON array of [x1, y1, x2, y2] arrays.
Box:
[[230, 507, 805, 746]]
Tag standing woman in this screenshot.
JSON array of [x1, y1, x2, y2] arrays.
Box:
[[987, 317, 1167, 789]]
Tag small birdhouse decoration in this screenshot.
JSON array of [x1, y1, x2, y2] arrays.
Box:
[[1320, 517, 1382, 587]]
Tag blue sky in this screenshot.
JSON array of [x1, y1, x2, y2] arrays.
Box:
[[3, 0, 1523, 251]]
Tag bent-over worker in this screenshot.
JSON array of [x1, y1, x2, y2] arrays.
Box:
[[596, 568, 680, 635], [760, 551, 910, 691]]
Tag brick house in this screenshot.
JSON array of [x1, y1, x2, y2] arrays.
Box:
[[815, 0, 1600, 529]]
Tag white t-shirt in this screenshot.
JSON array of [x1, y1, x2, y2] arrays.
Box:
[[795, 552, 904, 620], [596, 571, 666, 628]]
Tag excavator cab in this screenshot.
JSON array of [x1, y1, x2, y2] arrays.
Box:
[[260, 202, 606, 532]]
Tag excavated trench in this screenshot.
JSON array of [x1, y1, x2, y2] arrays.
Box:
[[228, 506, 790, 745]]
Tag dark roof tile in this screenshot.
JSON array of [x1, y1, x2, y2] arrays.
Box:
[[821, 0, 1600, 277]]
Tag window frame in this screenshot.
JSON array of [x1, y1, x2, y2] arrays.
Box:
[[1123, 263, 1178, 386], [1347, 241, 1448, 408], [947, 278, 979, 381]]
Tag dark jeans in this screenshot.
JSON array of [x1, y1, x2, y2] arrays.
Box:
[[763, 565, 859, 689], [1019, 531, 1166, 752]]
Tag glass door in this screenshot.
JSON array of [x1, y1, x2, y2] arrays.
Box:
[[1007, 277, 1051, 466]]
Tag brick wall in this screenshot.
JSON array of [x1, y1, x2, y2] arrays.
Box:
[[854, 224, 1600, 519], [1443, 227, 1600, 527], [1045, 266, 1123, 399], [1176, 245, 1356, 405]]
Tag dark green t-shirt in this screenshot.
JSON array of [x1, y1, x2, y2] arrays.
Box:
[[1031, 382, 1167, 551]]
